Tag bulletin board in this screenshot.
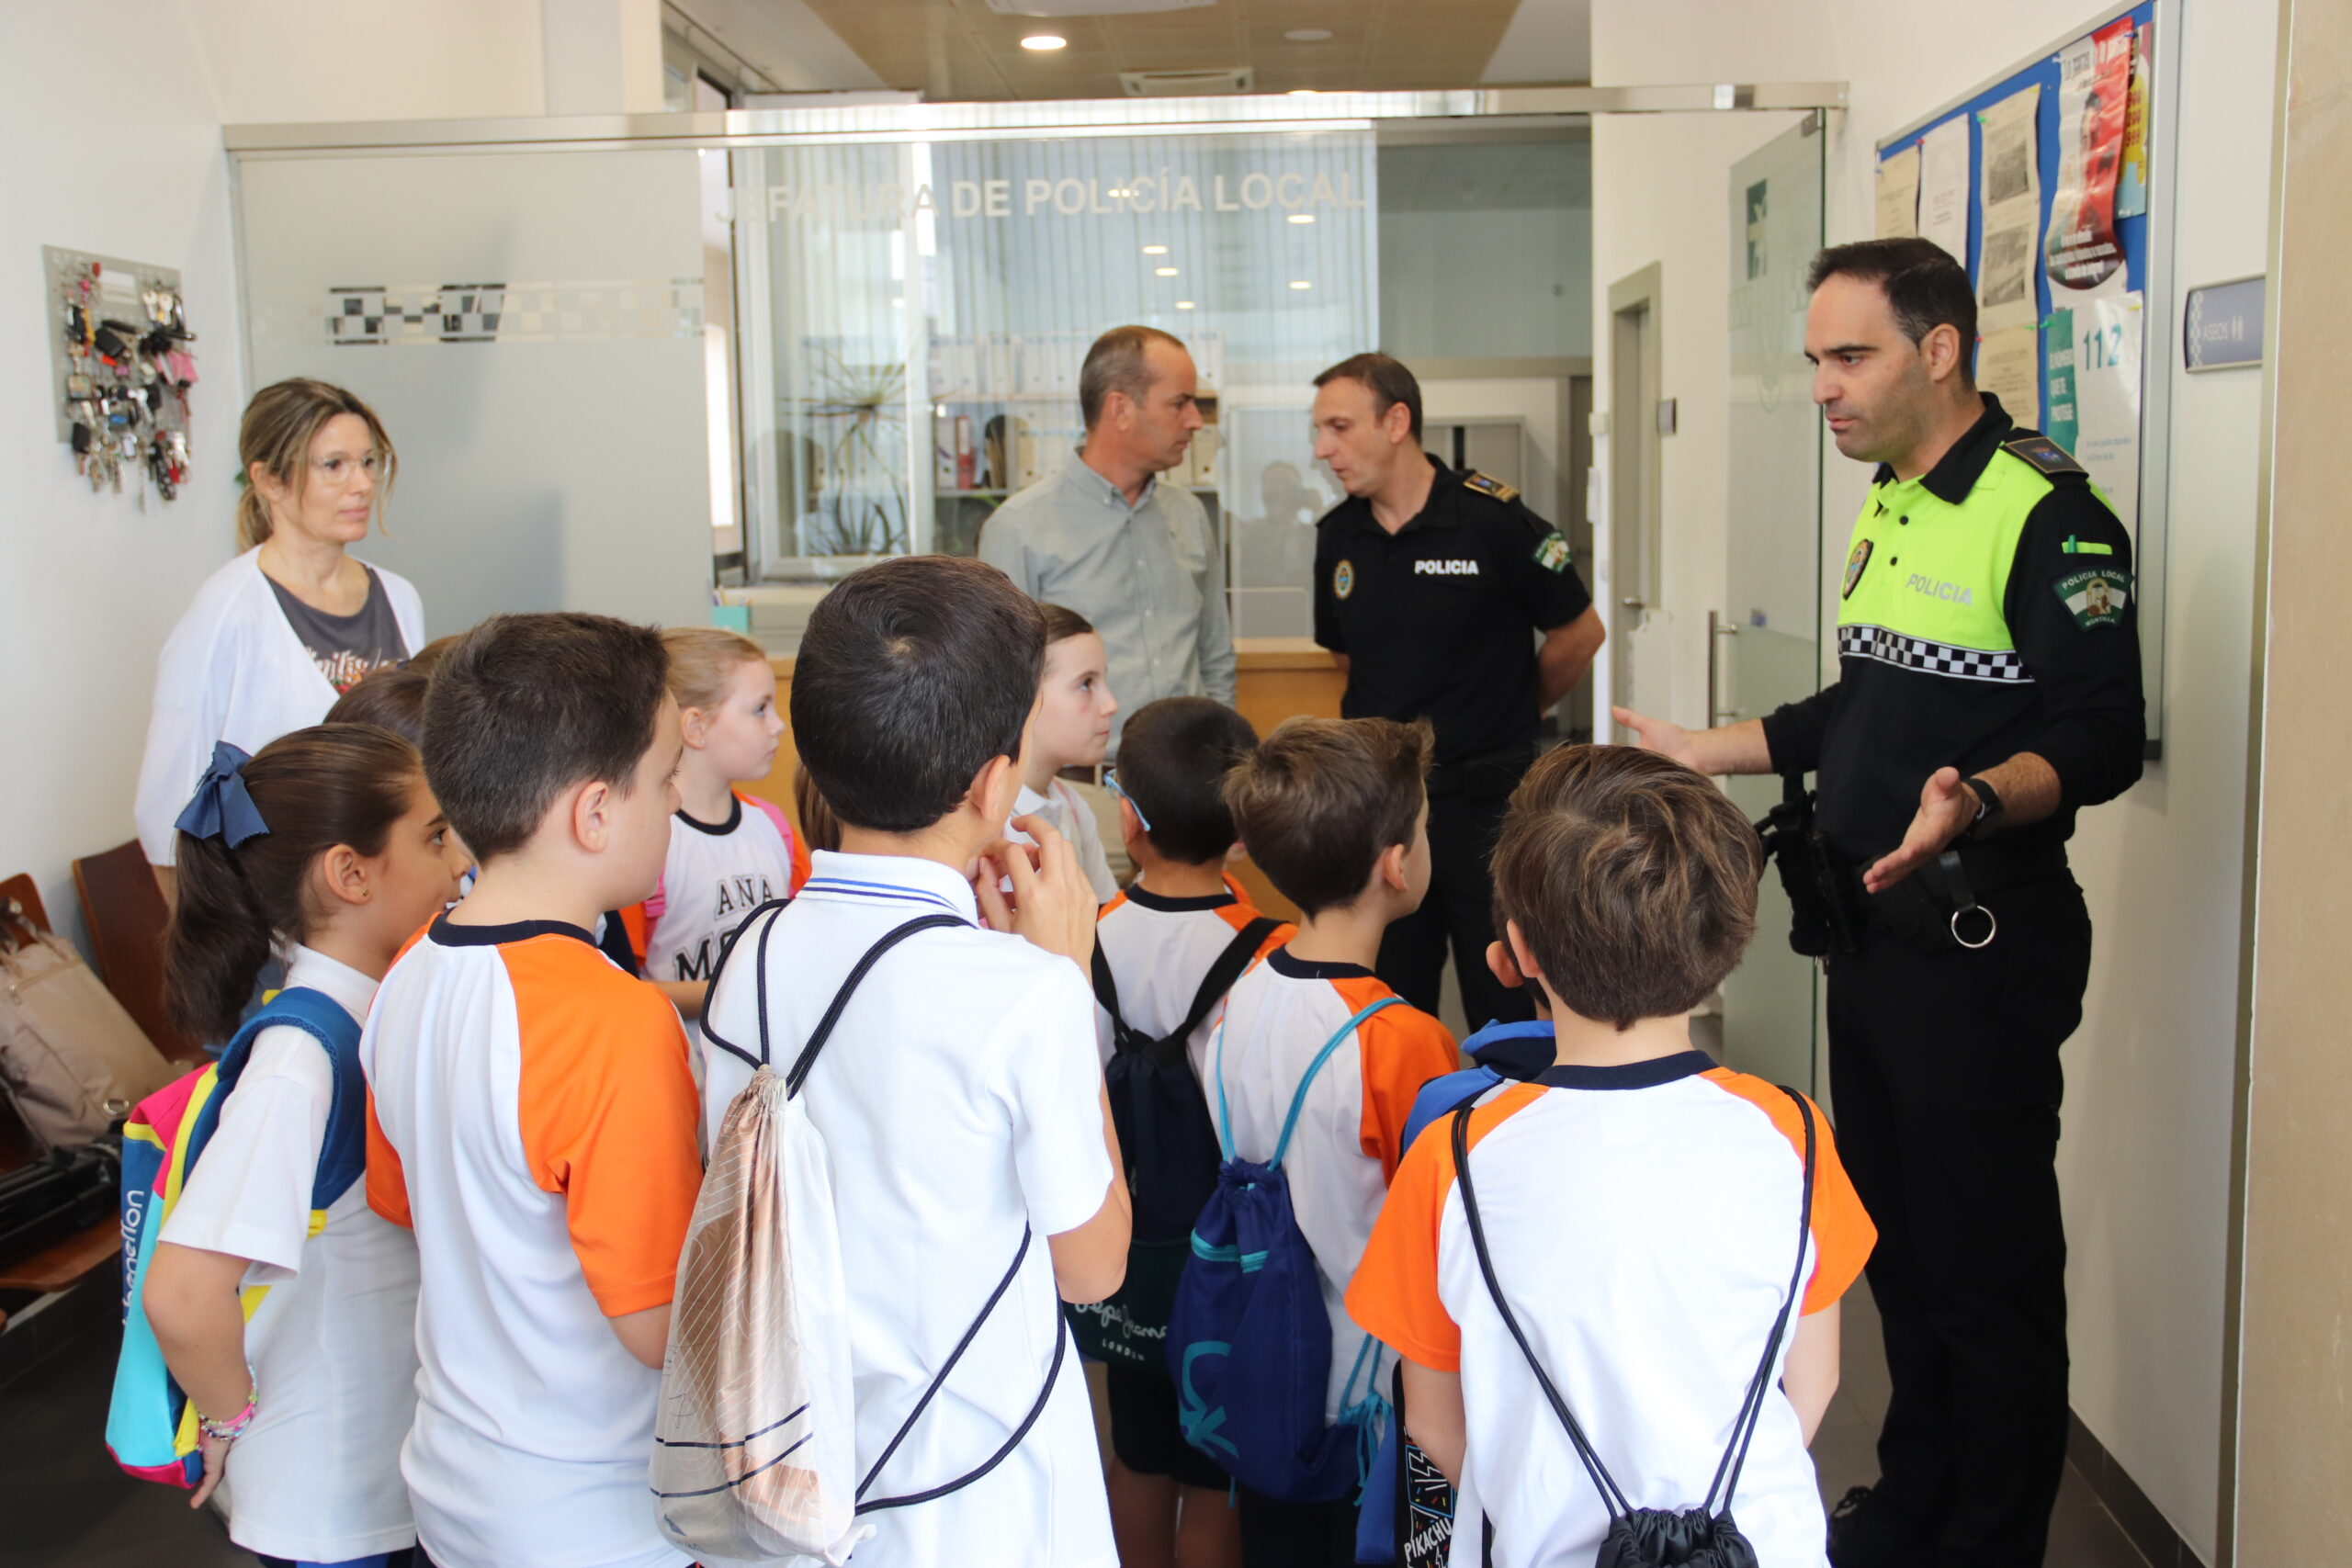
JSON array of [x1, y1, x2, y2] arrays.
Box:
[[1875, 0, 2175, 754]]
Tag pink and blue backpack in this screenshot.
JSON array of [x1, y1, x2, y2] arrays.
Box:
[[103, 987, 366, 1486]]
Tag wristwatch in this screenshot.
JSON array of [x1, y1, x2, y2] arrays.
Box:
[[1962, 776, 2004, 837]]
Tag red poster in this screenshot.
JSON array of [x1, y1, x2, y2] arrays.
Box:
[[2044, 17, 2134, 292]]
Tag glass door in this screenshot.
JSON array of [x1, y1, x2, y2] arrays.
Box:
[[1716, 116, 1826, 1092]]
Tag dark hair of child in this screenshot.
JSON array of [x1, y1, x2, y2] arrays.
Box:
[[325, 665, 432, 747], [421, 613, 672, 863], [165, 723, 422, 1042], [1222, 716, 1431, 918], [1113, 696, 1260, 864], [791, 556, 1046, 834], [792, 761, 843, 855]]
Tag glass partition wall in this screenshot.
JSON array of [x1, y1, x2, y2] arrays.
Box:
[[734, 126, 1378, 640]]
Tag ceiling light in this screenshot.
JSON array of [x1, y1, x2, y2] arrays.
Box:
[[1284, 28, 1332, 41], [1175, 300, 1196, 310], [1143, 244, 1169, 254], [1288, 88, 1318, 96], [1287, 213, 1316, 224], [1289, 280, 1312, 289], [1156, 266, 1180, 276], [1021, 33, 1068, 50]]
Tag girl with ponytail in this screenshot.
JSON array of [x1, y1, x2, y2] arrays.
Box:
[[141, 723, 465, 1568]]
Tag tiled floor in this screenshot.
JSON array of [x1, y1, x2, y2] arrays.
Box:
[[3, 1272, 2157, 1567]]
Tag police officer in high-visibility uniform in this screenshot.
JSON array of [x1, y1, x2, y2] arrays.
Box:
[[1617, 239, 2144, 1568], [1309, 352, 1606, 1031]]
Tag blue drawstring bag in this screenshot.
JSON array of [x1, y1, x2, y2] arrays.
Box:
[[1166, 991, 1400, 1504]]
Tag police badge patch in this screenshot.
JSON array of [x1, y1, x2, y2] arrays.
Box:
[[1334, 558, 1356, 600], [1843, 537, 1873, 599], [2052, 567, 2131, 628], [1533, 531, 1572, 573]]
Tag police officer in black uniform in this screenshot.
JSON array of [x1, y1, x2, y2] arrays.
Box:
[[1309, 353, 1605, 1030], [1617, 240, 2144, 1567]]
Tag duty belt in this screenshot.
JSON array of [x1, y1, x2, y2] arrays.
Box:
[[1836, 832, 2070, 953]]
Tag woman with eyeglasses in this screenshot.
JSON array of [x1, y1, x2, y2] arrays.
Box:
[[135, 379, 426, 902]]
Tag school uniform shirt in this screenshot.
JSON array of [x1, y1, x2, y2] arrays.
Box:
[[1205, 948, 1459, 1423], [1009, 779, 1122, 905], [1091, 877, 1292, 1074], [135, 548, 425, 864], [159, 946, 420, 1564], [699, 850, 1118, 1568], [1346, 1055, 1878, 1568], [634, 792, 799, 987], [363, 917, 704, 1568]]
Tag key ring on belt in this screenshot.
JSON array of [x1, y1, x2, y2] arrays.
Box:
[[1936, 849, 1998, 950]]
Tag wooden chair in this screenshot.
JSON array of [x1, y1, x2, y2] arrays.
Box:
[[72, 840, 197, 1063], [0, 872, 124, 1296]]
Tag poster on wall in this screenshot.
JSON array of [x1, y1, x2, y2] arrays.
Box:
[[2068, 292, 2143, 536], [2117, 16, 2154, 220], [1975, 86, 2041, 331], [1876, 144, 1920, 238], [1917, 117, 1971, 263], [1976, 327, 2041, 423], [2043, 18, 2136, 299]]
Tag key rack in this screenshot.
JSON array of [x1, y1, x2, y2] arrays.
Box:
[[42, 244, 197, 502]]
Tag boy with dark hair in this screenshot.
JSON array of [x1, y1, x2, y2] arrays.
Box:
[[1088, 696, 1292, 1568], [1349, 745, 1877, 1568], [1206, 716, 1460, 1562], [363, 613, 705, 1568], [698, 555, 1130, 1568]]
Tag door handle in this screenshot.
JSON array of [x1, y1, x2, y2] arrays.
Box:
[[1707, 610, 1741, 726], [1620, 596, 1646, 610]]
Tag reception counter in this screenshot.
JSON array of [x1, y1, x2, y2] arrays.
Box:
[[741, 637, 1345, 919]]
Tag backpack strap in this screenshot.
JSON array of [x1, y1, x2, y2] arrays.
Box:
[[698, 897, 791, 1071], [195, 987, 366, 1212], [1271, 996, 1400, 1168], [1450, 1101, 1633, 1522], [1702, 1086, 1817, 1515], [1090, 944, 1138, 1055], [1209, 986, 1401, 1167], [783, 914, 968, 1098], [855, 1224, 1069, 1513], [1161, 917, 1280, 1066]]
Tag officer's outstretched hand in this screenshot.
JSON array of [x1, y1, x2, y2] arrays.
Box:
[[1610, 705, 1701, 770], [1864, 767, 1979, 895]]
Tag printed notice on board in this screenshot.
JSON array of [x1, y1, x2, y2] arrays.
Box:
[[2044, 18, 2135, 299], [2072, 292, 2144, 536], [1976, 327, 2041, 426], [2117, 16, 2153, 219], [1976, 86, 2041, 332], [1917, 118, 1971, 265], [1876, 145, 1920, 238]]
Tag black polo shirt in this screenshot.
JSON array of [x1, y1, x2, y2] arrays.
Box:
[[1312, 458, 1593, 767], [1759, 398, 2146, 862]]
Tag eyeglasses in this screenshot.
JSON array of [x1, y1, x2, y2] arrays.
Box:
[[1103, 768, 1152, 833]]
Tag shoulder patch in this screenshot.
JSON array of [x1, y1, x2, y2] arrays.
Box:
[[2002, 434, 2088, 479], [2052, 566, 2132, 629], [1463, 470, 1520, 505], [1532, 530, 1572, 573]]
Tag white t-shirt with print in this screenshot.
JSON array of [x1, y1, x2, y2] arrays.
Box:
[[700, 850, 1118, 1568], [159, 946, 420, 1563]]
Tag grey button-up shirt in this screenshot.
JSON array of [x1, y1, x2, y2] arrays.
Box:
[[978, 457, 1237, 747]]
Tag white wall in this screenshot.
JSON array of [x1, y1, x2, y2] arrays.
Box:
[[192, 0, 551, 123], [1589, 1, 2278, 1558], [0, 2, 246, 948]]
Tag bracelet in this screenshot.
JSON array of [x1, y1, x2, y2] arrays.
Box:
[[198, 1384, 258, 1443]]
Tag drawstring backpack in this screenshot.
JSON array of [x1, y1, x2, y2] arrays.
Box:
[[1165, 984, 1401, 1504], [105, 987, 366, 1486], [651, 907, 1069, 1565], [1072, 916, 1281, 1368], [1451, 1085, 1817, 1568]]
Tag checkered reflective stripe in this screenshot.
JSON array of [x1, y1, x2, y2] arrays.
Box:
[[1838, 624, 2031, 683]]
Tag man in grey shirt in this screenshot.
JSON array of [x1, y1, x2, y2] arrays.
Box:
[[979, 325, 1236, 747]]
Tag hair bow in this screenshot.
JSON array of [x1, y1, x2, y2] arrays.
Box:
[[175, 741, 271, 847]]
